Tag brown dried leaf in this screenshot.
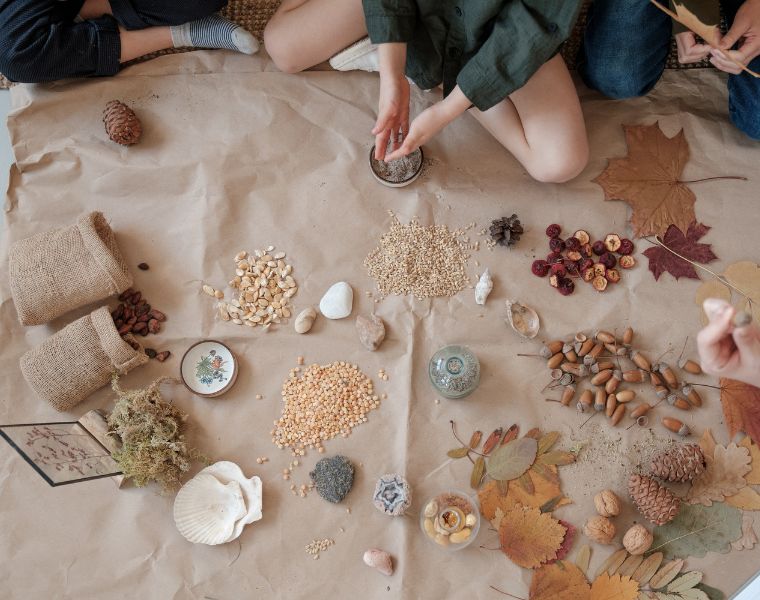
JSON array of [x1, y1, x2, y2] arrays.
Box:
[[721, 378, 760, 447], [731, 514, 758, 551], [525, 427, 541, 439], [498, 505, 566, 569], [469, 430, 483, 449], [470, 456, 485, 489], [631, 552, 663, 585], [590, 573, 639, 600], [539, 450, 578, 466], [529, 561, 591, 600], [479, 470, 571, 520], [595, 548, 629, 578], [650, 559, 685, 589], [686, 443, 751, 505], [539, 495, 564, 514], [617, 555, 644, 578], [538, 431, 560, 455], [502, 424, 520, 445], [483, 428, 503, 455], [592, 122, 695, 238], [518, 471, 535, 495], [447, 447, 470, 459], [532, 460, 560, 484], [725, 485, 760, 510], [643, 222, 718, 281], [575, 545, 592, 577]]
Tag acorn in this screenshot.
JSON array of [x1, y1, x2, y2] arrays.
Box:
[[667, 393, 691, 411], [563, 343, 578, 363], [578, 338, 595, 357], [655, 385, 669, 399], [611, 404, 626, 426], [631, 403, 652, 419], [650, 371, 665, 387], [592, 361, 615, 374], [561, 385, 576, 406], [548, 353, 564, 369], [616, 390, 636, 403], [592, 370, 614, 386], [595, 389, 607, 412], [662, 417, 690, 437], [623, 369, 646, 383], [584, 354, 597, 366], [734, 311, 752, 327], [596, 330, 616, 344], [631, 351, 652, 371], [559, 373, 575, 386], [606, 393, 618, 417], [578, 389, 594, 413], [623, 327, 634, 346], [606, 370, 623, 394], [541, 340, 564, 358], [682, 384, 703, 407], [562, 362, 587, 377], [655, 363, 679, 388], [589, 343, 605, 359], [678, 358, 702, 375]]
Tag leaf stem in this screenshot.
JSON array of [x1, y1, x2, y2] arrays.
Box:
[[642, 236, 756, 310], [678, 176, 748, 184], [450, 420, 488, 457], [489, 586, 526, 600]]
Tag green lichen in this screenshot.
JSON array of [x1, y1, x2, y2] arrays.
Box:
[[107, 375, 204, 491]]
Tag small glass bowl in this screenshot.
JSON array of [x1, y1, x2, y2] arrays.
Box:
[[428, 345, 480, 399], [420, 489, 480, 551], [368, 146, 424, 188]]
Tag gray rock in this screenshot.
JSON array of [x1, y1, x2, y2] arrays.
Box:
[[356, 314, 386, 351], [310, 455, 354, 503]]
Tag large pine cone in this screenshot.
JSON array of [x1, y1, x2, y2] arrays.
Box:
[[650, 444, 706, 482], [629, 474, 680, 526], [103, 100, 142, 146]]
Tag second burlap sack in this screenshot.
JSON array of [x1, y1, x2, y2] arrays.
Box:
[[9, 211, 133, 326], [20, 306, 149, 411]]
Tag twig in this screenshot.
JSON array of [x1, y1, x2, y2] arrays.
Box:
[[678, 176, 748, 183], [489, 586, 526, 600], [228, 538, 242, 566], [643, 236, 756, 310], [450, 420, 487, 457], [677, 337, 689, 365]]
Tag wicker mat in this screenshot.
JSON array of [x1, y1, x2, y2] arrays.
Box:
[[0, 0, 710, 89]]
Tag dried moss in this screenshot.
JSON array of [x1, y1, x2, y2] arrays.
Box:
[[107, 375, 204, 491]]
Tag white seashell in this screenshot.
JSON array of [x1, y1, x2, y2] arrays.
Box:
[[173, 473, 247, 545], [294, 307, 317, 334], [475, 269, 493, 306], [363, 548, 394, 576], [200, 461, 263, 542], [319, 281, 353, 319], [505, 300, 540, 339]]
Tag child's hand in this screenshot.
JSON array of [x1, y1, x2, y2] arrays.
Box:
[[373, 72, 410, 161], [697, 298, 760, 387]]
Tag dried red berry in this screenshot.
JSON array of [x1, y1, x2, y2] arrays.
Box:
[[531, 260, 550, 277], [582, 267, 595, 282], [557, 278, 575, 296], [566, 250, 582, 262], [619, 255, 636, 269], [546, 224, 562, 238], [618, 239, 634, 255], [549, 238, 566, 253], [546, 251, 563, 263], [580, 243, 593, 258], [551, 263, 567, 277], [549, 274, 560, 288], [604, 234, 622, 252], [580, 258, 594, 271], [606, 269, 621, 283], [600, 252, 617, 269], [573, 230, 590, 245], [592, 275, 608, 292], [565, 237, 581, 251], [592, 241, 606, 256]]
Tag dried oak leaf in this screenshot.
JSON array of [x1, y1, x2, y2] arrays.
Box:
[[590, 573, 639, 600], [478, 470, 571, 520], [498, 505, 566, 569], [725, 436, 760, 509], [685, 442, 751, 506], [592, 122, 695, 238], [529, 561, 591, 600], [739, 436, 760, 485], [642, 222, 717, 281], [731, 514, 758, 551], [720, 378, 760, 447]]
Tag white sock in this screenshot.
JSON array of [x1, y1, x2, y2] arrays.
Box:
[[170, 16, 259, 55]]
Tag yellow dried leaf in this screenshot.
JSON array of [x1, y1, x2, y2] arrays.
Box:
[[698, 428, 717, 458], [530, 561, 591, 600], [686, 443, 751, 505], [498, 505, 566, 569], [739, 437, 760, 485], [726, 485, 760, 510], [595, 548, 629, 579], [590, 572, 639, 600], [724, 261, 760, 304], [631, 552, 663, 585], [694, 279, 731, 326], [618, 555, 644, 578], [576, 545, 592, 577], [478, 470, 571, 520]]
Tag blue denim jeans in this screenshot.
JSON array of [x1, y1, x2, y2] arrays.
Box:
[[579, 0, 760, 140]]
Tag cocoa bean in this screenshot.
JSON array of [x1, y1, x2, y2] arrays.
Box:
[[145, 348, 158, 359], [131, 291, 142, 304], [118, 288, 134, 301], [148, 309, 166, 322], [133, 322, 148, 335], [138, 263, 149, 271], [156, 351, 171, 362], [127, 315, 137, 326], [135, 303, 150, 316], [123, 307, 134, 320], [114, 319, 124, 328], [118, 324, 133, 335], [137, 313, 149, 323], [112, 304, 124, 320], [147, 318, 161, 334]]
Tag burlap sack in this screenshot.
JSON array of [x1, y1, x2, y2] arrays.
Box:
[[9, 211, 133, 326], [20, 307, 149, 412]]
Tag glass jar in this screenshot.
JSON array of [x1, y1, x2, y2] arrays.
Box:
[[428, 345, 480, 399]]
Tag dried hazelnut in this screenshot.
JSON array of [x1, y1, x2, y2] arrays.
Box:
[[594, 489, 622, 517], [622, 524, 653, 555], [583, 515, 616, 545]]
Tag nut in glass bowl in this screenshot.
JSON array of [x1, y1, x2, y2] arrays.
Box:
[[420, 490, 480, 551]]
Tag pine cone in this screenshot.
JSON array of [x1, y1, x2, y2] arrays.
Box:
[[489, 214, 523, 247], [103, 100, 142, 146], [650, 444, 706, 482], [629, 474, 680, 526]]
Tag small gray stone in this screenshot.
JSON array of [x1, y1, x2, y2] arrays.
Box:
[[310, 455, 354, 503], [373, 473, 412, 516], [356, 314, 386, 351]]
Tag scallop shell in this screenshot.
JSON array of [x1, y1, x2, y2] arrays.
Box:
[[505, 300, 540, 339], [200, 461, 262, 541], [174, 472, 247, 545]]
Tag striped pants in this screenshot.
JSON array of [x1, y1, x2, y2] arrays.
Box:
[[0, 0, 228, 83]]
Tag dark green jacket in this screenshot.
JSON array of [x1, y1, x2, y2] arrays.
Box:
[[362, 0, 583, 112]]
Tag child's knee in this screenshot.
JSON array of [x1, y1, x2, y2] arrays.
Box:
[[526, 142, 589, 184], [263, 18, 305, 74]]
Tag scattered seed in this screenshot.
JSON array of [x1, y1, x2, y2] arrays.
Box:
[[137, 262, 149, 271]]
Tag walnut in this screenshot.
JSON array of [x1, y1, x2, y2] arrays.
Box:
[[623, 524, 654, 555], [594, 489, 622, 517], [584, 516, 616, 545]]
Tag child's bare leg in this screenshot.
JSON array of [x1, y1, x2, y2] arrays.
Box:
[[78, 0, 112, 19], [264, 0, 366, 73], [119, 27, 173, 62], [469, 55, 588, 183]]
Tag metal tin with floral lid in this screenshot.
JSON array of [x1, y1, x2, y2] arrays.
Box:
[[180, 340, 238, 398]]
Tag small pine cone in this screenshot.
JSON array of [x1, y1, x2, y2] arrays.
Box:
[[103, 100, 142, 145], [489, 214, 524, 247], [628, 473, 680, 526], [650, 444, 706, 482]]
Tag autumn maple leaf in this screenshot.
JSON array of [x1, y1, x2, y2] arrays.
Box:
[[721, 378, 760, 446], [642, 222, 718, 281], [593, 123, 698, 238]]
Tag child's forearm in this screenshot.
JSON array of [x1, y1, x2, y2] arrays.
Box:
[[378, 43, 407, 78], [438, 85, 473, 122]]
